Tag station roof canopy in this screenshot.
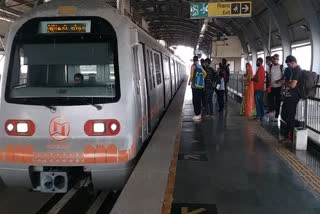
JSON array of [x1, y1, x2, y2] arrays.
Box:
[[0, 0, 317, 56]]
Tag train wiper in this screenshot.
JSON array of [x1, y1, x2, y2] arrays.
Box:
[[45, 105, 57, 112], [69, 97, 103, 111], [12, 84, 27, 89]]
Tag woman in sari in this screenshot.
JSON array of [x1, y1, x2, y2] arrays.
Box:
[[241, 63, 256, 117]]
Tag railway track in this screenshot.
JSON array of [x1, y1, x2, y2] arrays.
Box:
[[34, 180, 119, 214]]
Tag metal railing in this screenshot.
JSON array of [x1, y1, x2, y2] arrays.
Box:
[[228, 73, 244, 98], [228, 73, 320, 136], [307, 86, 320, 134]]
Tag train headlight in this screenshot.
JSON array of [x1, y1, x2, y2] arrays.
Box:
[[6, 123, 14, 132], [110, 123, 118, 132], [17, 123, 28, 133], [84, 119, 120, 136], [5, 120, 35, 136], [93, 123, 105, 133]]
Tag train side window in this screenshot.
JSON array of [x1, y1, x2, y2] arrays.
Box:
[[146, 50, 153, 90], [149, 51, 156, 88], [154, 53, 162, 85], [132, 46, 140, 95]]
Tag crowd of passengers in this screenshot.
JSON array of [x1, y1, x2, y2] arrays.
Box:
[[188, 54, 305, 144]]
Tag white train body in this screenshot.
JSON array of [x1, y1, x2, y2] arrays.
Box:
[[0, 0, 185, 192]]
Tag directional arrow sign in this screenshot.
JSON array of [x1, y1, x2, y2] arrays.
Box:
[[241, 3, 251, 14], [190, 1, 252, 19], [190, 3, 208, 18]]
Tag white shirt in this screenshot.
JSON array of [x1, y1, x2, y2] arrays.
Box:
[[217, 77, 225, 91], [270, 64, 282, 88]]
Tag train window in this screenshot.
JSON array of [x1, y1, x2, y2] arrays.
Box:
[[146, 50, 153, 90], [6, 16, 120, 106], [150, 52, 156, 88], [154, 53, 162, 85], [132, 46, 140, 95], [163, 56, 170, 80]]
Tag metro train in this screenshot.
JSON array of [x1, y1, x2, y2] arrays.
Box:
[[0, 0, 186, 192]]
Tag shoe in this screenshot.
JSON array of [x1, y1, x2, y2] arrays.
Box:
[[192, 115, 202, 121]]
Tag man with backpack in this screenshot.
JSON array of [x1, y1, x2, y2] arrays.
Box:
[[269, 54, 283, 121], [188, 56, 207, 121], [280, 55, 302, 143]]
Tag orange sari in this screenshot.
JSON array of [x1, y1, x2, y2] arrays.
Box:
[[241, 65, 256, 117]]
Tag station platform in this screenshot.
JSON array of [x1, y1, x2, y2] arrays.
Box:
[[112, 84, 320, 214]]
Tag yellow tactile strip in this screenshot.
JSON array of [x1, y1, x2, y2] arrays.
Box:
[[253, 125, 320, 194], [162, 120, 182, 214]]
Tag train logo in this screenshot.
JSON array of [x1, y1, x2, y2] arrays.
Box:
[[49, 116, 70, 142]]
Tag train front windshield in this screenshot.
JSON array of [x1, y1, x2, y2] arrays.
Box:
[[6, 17, 120, 106]]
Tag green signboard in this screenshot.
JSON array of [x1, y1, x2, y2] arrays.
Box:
[[190, 3, 208, 18]]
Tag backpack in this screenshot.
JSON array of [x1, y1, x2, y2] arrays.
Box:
[[270, 64, 284, 73], [194, 64, 205, 89], [297, 70, 319, 99]]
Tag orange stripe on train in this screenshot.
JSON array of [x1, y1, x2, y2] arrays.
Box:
[[0, 143, 136, 164]]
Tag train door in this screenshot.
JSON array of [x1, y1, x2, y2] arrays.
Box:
[[153, 51, 165, 113], [144, 47, 157, 132], [133, 44, 148, 140], [163, 55, 171, 108]]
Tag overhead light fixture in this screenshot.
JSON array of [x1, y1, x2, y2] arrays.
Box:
[[0, 7, 21, 17], [0, 16, 14, 22], [274, 35, 281, 40]]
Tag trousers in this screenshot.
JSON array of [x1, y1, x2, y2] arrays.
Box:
[[192, 88, 203, 116], [255, 91, 265, 118], [204, 89, 215, 115], [269, 87, 282, 118], [281, 96, 300, 137]]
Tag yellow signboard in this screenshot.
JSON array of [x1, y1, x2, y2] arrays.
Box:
[[208, 1, 252, 17]]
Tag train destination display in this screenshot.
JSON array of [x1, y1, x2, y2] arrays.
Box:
[[39, 20, 91, 33]]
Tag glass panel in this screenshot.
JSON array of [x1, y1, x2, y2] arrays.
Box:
[[146, 50, 152, 90], [150, 53, 155, 88], [9, 42, 116, 98], [154, 53, 161, 85], [292, 45, 311, 70]]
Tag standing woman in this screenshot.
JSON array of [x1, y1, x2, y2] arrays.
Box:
[[241, 63, 256, 117]]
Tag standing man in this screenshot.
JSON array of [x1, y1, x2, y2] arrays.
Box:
[[251, 58, 266, 121], [265, 56, 273, 112], [269, 54, 283, 121], [204, 58, 217, 116], [189, 56, 207, 121], [221, 59, 230, 103], [281, 55, 302, 142]]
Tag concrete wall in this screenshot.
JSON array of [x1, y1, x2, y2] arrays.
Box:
[[211, 36, 243, 72], [211, 57, 241, 73], [121, 0, 149, 32]]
